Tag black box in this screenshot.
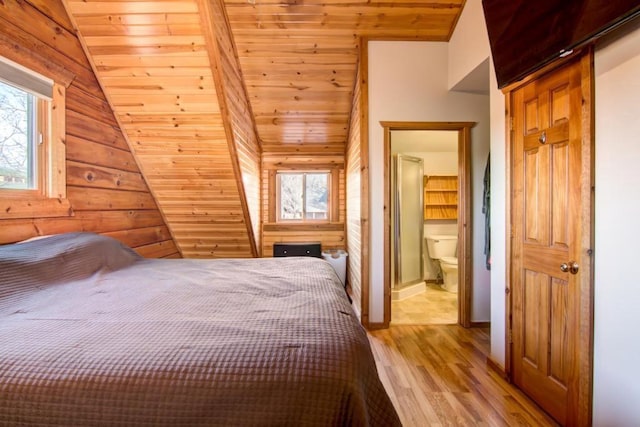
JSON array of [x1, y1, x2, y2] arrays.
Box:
[[273, 242, 322, 258]]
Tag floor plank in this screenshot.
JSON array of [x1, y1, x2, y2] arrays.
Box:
[[392, 283, 458, 325], [368, 325, 559, 426]]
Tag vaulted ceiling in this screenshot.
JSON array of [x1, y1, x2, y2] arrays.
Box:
[[62, 0, 465, 258], [224, 0, 466, 149]]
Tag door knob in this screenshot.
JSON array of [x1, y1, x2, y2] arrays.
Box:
[[560, 261, 579, 274], [539, 131, 547, 144]]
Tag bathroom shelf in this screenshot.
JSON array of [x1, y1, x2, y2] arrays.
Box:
[[423, 175, 458, 220]]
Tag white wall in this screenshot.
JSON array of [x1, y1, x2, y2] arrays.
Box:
[[368, 40, 490, 323], [448, 1, 640, 422], [446, 0, 509, 370], [448, 0, 490, 91], [460, 1, 640, 422], [488, 58, 506, 366], [592, 22, 640, 426]]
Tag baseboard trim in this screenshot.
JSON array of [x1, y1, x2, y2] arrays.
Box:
[[366, 322, 389, 330], [486, 356, 509, 382], [470, 321, 490, 328]]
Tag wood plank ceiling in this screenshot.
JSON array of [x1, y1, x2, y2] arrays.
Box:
[[61, 0, 464, 258], [63, 0, 260, 259], [224, 0, 466, 150]]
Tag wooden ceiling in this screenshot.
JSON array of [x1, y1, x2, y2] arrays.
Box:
[[63, 0, 261, 259], [61, 0, 464, 258], [224, 0, 466, 149]]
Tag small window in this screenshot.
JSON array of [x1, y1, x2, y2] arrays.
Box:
[[0, 56, 68, 219], [277, 172, 330, 222], [0, 80, 41, 190]]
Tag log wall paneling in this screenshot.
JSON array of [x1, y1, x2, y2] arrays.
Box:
[[63, 0, 259, 259], [0, 0, 178, 257], [261, 149, 346, 258], [345, 64, 363, 317]]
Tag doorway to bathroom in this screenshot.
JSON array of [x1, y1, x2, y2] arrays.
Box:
[[382, 121, 474, 327]]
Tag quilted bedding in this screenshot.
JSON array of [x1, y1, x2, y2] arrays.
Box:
[[0, 233, 400, 426]]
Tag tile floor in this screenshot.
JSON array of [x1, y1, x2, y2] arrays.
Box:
[[391, 282, 458, 325]]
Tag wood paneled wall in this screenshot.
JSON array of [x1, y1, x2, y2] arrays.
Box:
[[261, 146, 345, 257], [0, 0, 178, 258], [63, 0, 257, 259], [345, 65, 363, 316], [203, 0, 261, 256]]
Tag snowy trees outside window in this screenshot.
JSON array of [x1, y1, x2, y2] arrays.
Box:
[[0, 80, 36, 189], [278, 172, 329, 221]]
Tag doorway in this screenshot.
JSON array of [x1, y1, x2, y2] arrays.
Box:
[[390, 132, 458, 325], [382, 121, 474, 327]]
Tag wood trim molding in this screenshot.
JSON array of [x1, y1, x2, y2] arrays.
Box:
[[359, 38, 371, 328], [330, 169, 340, 222], [267, 170, 276, 223], [198, 0, 258, 258], [379, 121, 475, 328], [470, 321, 490, 328], [380, 121, 476, 130], [263, 223, 344, 232], [458, 125, 472, 328], [262, 162, 345, 170], [577, 49, 595, 427], [486, 356, 509, 382], [365, 322, 387, 331], [504, 89, 513, 379], [382, 121, 391, 328]]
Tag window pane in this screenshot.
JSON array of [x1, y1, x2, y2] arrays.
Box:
[[0, 80, 36, 189], [305, 173, 328, 220], [279, 173, 303, 220]]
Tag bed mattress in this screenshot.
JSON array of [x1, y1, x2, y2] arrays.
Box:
[[0, 233, 400, 426]]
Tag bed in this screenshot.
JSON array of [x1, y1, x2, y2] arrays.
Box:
[[0, 232, 400, 426]]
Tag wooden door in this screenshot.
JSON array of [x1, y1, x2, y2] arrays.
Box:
[[511, 56, 592, 426]]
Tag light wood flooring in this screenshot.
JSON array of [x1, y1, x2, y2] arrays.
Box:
[[368, 325, 559, 426], [392, 283, 458, 325]]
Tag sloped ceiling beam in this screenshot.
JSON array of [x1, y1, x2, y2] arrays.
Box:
[[198, 0, 262, 257]]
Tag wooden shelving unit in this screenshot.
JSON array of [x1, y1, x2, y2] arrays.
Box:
[[423, 175, 458, 220]]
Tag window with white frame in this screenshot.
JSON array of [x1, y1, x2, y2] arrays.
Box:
[[0, 80, 41, 189], [277, 171, 330, 221], [0, 56, 65, 202]]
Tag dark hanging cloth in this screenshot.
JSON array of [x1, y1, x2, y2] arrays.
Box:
[[483, 154, 491, 270]]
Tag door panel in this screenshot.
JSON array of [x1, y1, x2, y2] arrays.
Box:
[[523, 270, 547, 367], [551, 143, 570, 248], [551, 84, 570, 123], [550, 277, 569, 384], [511, 57, 585, 426], [524, 98, 540, 133]]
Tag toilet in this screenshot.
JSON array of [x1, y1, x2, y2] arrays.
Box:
[[425, 235, 458, 293]]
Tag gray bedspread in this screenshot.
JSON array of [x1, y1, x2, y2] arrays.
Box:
[[0, 233, 400, 426]]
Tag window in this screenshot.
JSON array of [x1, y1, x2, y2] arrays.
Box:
[[277, 171, 330, 221], [0, 55, 68, 218], [0, 80, 41, 190]]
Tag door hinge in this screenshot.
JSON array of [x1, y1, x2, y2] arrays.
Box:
[[508, 329, 513, 344], [509, 117, 514, 131]]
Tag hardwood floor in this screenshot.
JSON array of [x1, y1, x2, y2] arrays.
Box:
[[367, 325, 559, 426], [392, 283, 457, 325]]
